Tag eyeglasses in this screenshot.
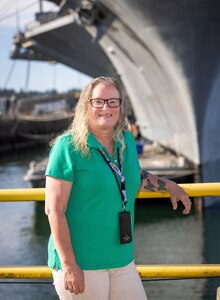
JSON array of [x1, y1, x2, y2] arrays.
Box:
[[89, 98, 121, 108]]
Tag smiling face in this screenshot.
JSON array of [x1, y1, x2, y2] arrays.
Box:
[[87, 83, 121, 132]]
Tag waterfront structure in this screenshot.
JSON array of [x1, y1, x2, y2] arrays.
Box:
[[0, 93, 75, 150], [10, 0, 220, 186]]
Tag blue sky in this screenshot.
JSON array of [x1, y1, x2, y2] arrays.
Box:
[[0, 0, 92, 93]]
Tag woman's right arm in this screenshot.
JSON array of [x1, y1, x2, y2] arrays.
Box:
[[45, 176, 85, 295]]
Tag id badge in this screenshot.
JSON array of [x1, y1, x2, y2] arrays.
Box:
[[119, 211, 132, 244]]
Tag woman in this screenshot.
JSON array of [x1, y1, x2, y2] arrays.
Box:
[[45, 76, 191, 300]]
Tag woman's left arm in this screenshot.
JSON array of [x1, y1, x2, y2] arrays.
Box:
[[139, 170, 192, 215]]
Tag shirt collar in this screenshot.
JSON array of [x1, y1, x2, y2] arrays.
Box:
[[87, 130, 124, 149]]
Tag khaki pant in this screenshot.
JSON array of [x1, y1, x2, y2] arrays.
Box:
[[52, 261, 148, 300]]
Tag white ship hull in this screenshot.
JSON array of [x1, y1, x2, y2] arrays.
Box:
[[11, 0, 220, 170]]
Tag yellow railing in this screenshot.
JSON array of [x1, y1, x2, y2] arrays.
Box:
[[1, 265, 220, 280], [1, 182, 220, 202], [0, 183, 220, 280]]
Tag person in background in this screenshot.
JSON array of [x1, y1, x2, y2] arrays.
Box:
[[45, 76, 192, 300], [129, 121, 144, 157]]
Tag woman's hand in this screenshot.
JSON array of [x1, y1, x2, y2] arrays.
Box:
[[167, 180, 192, 215], [64, 264, 85, 295], [139, 170, 192, 215]]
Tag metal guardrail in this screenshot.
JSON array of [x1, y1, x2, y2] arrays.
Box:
[[1, 182, 220, 202], [0, 183, 220, 280], [1, 265, 220, 280]]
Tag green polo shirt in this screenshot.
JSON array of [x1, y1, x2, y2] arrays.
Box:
[[45, 130, 140, 270]]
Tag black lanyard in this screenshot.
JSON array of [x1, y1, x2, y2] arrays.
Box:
[[98, 148, 127, 211]]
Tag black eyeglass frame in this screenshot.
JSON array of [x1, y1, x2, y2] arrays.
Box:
[[89, 98, 122, 108]]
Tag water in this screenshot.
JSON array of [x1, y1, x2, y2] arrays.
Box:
[[0, 148, 219, 300]]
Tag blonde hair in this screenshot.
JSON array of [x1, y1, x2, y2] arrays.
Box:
[[64, 76, 128, 156]]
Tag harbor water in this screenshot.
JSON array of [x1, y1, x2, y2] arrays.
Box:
[[0, 148, 220, 300]]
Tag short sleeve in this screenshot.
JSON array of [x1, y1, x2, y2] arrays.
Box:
[[45, 134, 76, 182]]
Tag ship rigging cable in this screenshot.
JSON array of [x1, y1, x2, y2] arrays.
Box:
[[1, 60, 17, 94], [0, 0, 18, 17], [25, 61, 31, 92], [0, 2, 38, 23]]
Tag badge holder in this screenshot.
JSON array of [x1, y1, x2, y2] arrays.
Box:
[[99, 148, 132, 244], [119, 211, 132, 244]]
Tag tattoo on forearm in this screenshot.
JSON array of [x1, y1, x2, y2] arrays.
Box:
[[141, 170, 167, 192], [140, 170, 149, 180], [157, 179, 166, 190], [144, 178, 156, 191]]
